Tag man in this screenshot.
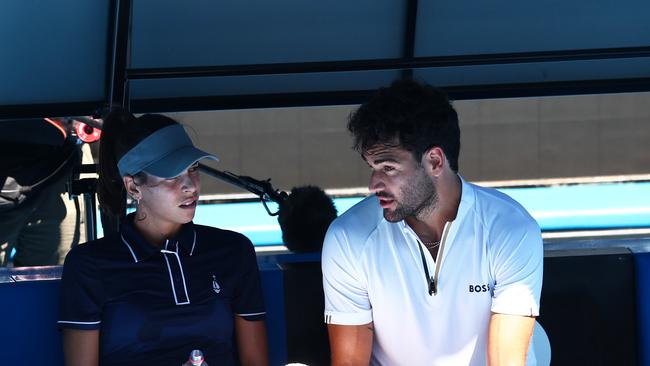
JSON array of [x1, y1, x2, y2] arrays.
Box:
[[322, 79, 543, 365], [0, 118, 82, 266]]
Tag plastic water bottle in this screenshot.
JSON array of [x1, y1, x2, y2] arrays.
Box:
[[182, 349, 208, 366]]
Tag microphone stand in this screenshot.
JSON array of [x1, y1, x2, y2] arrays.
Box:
[[198, 164, 288, 216], [68, 163, 99, 242]]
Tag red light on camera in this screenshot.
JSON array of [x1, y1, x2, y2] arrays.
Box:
[[75, 123, 102, 143]]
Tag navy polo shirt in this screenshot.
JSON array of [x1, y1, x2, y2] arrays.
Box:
[[58, 214, 265, 366]]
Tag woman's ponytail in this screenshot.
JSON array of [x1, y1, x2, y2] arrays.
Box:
[[97, 110, 131, 220], [97, 111, 178, 233]]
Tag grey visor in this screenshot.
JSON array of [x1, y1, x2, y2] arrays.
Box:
[[117, 124, 218, 178]]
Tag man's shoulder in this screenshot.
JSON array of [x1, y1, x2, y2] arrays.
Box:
[[322, 196, 385, 285], [465, 182, 541, 244], [323, 195, 384, 257], [469, 182, 536, 225], [329, 195, 383, 236]]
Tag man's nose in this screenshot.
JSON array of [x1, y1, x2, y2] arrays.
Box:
[[368, 171, 385, 193]]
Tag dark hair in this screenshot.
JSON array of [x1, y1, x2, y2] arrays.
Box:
[[347, 79, 460, 172], [97, 111, 177, 218]]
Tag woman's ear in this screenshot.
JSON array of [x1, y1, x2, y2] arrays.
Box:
[[122, 176, 141, 201], [422, 147, 446, 176]]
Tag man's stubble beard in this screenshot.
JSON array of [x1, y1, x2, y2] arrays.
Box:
[[383, 169, 438, 223]]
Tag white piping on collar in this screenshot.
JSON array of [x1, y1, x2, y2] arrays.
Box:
[[189, 230, 197, 256], [120, 234, 139, 263], [237, 311, 267, 317], [57, 320, 102, 325], [175, 243, 190, 303], [161, 240, 191, 306]]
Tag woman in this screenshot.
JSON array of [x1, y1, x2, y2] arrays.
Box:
[[58, 111, 268, 366]]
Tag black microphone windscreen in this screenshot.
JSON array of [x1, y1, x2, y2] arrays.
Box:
[[278, 185, 337, 253]]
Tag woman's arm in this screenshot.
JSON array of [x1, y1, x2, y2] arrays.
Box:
[[62, 328, 99, 366], [234, 316, 268, 366]]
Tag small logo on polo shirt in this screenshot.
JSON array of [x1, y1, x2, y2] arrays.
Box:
[[468, 283, 492, 293], [212, 275, 221, 294]]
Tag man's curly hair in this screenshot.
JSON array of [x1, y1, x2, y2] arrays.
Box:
[[347, 79, 460, 172]]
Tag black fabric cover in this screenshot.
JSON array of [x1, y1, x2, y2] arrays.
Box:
[[280, 261, 330, 366], [538, 249, 638, 366]]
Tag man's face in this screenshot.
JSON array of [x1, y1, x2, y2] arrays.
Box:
[[363, 145, 438, 222]]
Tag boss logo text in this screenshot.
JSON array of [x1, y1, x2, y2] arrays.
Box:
[[468, 284, 491, 293]]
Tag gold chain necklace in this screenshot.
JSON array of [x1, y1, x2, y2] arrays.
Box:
[[422, 241, 441, 250]]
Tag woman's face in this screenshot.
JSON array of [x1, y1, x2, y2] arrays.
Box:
[[137, 163, 201, 227]]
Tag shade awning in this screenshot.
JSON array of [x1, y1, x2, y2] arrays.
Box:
[[2, 0, 650, 119]]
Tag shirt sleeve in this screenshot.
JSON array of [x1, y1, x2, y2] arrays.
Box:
[[58, 246, 104, 330], [233, 236, 266, 321], [489, 217, 544, 317], [322, 222, 372, 325]]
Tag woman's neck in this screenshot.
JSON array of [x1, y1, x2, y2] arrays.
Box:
[[132, 213, 182, 248]]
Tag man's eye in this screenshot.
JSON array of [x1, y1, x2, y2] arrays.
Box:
[[188, 165, 199, 172], [382, 166, 395, 173]]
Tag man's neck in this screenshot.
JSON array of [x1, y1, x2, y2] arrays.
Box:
[[406, 173, 462, 243]]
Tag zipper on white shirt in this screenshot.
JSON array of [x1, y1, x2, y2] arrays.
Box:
[[416, 221, 452, 296]]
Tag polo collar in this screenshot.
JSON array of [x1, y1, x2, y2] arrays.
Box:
[[455, 175, 475, 225], [119, 213, 198, 263]]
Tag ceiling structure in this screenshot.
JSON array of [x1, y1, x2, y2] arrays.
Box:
[[2, 0, 650, 119]]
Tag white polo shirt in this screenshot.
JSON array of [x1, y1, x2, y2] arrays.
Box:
[[322, 177, 543, 366]]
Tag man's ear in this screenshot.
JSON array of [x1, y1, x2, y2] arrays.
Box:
[[122, 176, 141, 201], [422, 147, 446, 176]]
